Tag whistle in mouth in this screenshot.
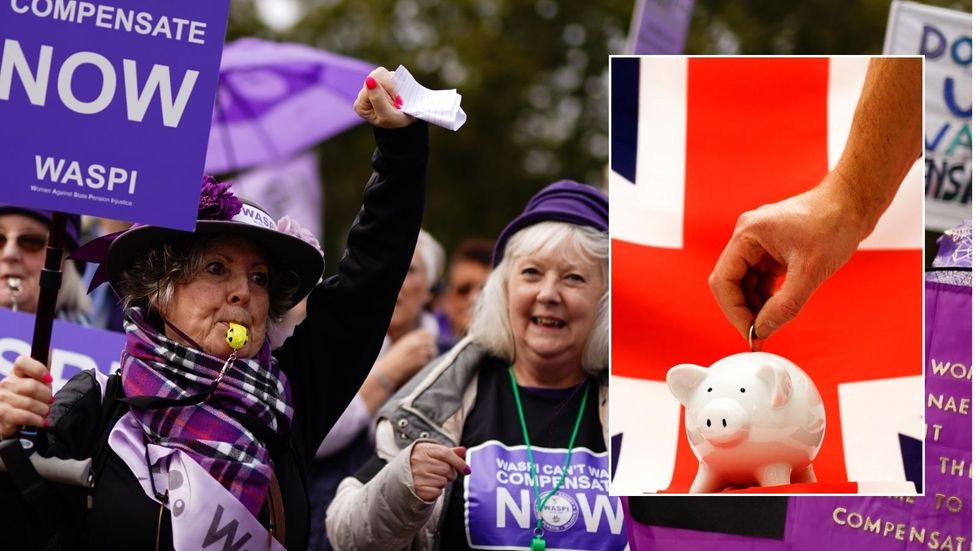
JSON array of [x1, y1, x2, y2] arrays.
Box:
[[226, 322, 248, 350]]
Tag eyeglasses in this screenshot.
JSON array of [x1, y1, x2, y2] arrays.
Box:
[[0, 233, 48, 253]]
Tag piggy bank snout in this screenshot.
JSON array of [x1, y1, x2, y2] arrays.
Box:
[[694, 400, 748, 446]]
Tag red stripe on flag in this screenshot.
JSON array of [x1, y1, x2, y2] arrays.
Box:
[[612, 57, 921, 492], [685, 57, 830, 247]]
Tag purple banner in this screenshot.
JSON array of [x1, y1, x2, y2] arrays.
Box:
[[0, 308, 124, 390], [624, 282, 971, 550], [0, 0, 230, 230], [626, 0, 695, 55], [464, 441, 626, 550]]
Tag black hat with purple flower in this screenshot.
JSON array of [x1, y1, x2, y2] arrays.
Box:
[[74, 177, 325, 307]]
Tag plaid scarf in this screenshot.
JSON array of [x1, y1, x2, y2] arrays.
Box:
[[120, 308, 294, 517]]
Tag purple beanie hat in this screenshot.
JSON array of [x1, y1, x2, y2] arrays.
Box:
[[492, 180, 608, 266]]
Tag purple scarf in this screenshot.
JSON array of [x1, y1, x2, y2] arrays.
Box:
[[120, 308, 294, 517]]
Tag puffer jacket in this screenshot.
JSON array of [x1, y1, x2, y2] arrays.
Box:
[[325, 336, 609, 550]]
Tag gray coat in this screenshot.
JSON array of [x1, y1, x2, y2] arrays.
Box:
[[325, 336, 610, 550]]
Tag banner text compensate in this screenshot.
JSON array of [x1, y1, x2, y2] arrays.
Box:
[[9, 0, 208, 44]]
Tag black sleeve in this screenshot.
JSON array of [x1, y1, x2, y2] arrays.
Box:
[[0, 370, 105, 549], [275, 122, 429, 465], [39, 370, 105, 460]]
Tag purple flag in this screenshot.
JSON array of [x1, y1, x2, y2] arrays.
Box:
[[625, 0, 695, 55], [204, 38, 374, 173]]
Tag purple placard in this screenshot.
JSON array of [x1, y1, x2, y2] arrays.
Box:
[[465, 441, 627, 550], [624, 282, 971, 549], [0, 309, 123, 390], [626, 0, 695, 55], [0, 0, 230, 230]]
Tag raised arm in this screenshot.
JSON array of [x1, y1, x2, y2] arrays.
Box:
[[275, 67, 429, 456]]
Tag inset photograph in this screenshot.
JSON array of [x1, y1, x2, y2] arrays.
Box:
[[609, 56, 924, 495]]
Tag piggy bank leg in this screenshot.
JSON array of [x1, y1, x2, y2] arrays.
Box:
[[754, 463, 792, 487], [792, 464, 817, 484], [689, 463, 726, 493]]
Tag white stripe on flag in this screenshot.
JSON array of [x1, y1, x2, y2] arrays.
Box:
[[838, 376, 924, 485], [611, 57, 687, 249], [609, 374, 679, 495], [828, 57, 923, 250]]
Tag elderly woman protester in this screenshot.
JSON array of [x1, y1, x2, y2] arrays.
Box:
[[327, 181, 626, 551], [308, 229, 445, 550], [0, 207, 90, 323], [0, 67, 427, 550]]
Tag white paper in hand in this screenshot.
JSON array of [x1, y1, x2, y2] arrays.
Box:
[[391, 66, 467, 131]]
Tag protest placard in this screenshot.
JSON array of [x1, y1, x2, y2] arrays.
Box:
[[0, 0, 230, 230], [0, 309, 123, 390], [884, 1, 972, 232]]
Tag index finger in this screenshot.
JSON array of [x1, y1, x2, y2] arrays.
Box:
[[12, 355, 50, 383], [708, 238, 759, 337], [368, 67, 398, 103], [365, 69, 413, 128], [434, 444, 470, 474]]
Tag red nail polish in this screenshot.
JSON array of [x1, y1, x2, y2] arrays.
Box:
[[42, 373, 52, 384], [395, 95, 403, 105], [43, 419, 49, 428], [365, 76, 377, 90], [49, 396, 55, 404]]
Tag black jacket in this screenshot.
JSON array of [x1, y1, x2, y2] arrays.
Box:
[[0, 122, 428, 550]]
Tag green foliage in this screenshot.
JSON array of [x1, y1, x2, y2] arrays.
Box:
[[686, 0, 971, 54], [227, 0, 631, 266], [223, 0, 970, 267]]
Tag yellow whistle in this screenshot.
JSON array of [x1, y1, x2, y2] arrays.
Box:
[[226, 322, 248, 350]]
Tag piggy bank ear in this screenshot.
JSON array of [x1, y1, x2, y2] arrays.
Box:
[[757, 363, 793, 408], [666, 364, 709, 407]]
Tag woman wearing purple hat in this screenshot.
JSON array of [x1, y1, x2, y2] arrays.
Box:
[[327, 181, 626, 551], [0, 207, 89, 323], [0, 68, 427, 550]]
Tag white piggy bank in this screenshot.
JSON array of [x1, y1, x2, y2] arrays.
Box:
[[666, 352, 825, 493]]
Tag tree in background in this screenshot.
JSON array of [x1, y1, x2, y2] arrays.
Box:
[[686, 0, 970, 54], [226, 0, 631, 265], [224, 0, 970, 265]]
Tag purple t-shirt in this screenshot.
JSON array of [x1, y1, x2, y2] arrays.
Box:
[[439, 362, 626, 550]]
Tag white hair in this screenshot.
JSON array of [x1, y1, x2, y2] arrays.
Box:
[[468, 222, 608, 375], [416, 229, 445, 290]]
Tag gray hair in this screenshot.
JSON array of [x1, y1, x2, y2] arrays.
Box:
[[56, 260, 91, 318], [416, 229, 445, 290], [468, 221, 608, 375], [115, 234, 300, 323]]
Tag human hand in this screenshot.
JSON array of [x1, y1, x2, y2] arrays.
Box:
[[0, 355, 53, 438], [377, 329, 438, 387], [410, 442, 469, 502], [353, 67, 414, 129], [708, 174, 868, 341]]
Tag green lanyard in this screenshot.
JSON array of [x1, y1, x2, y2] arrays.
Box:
[[508, 367, 590, 551]]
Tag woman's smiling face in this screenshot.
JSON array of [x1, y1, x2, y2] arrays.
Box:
[[506, 247, 604, 371]]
